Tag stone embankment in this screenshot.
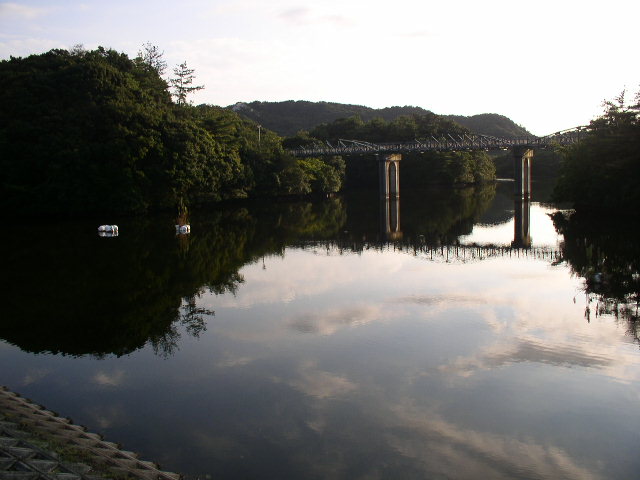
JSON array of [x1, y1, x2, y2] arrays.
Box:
[[0, 386, 180, 480]]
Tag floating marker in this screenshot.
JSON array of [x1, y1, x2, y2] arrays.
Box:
[[98, 225, 118, 237], [175, 225, 191, 234]]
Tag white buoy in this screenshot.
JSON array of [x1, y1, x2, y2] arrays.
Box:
[[98, 225, 118, 234], [176, 224, 191, 234]]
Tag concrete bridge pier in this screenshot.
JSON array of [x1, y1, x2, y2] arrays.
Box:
[[513, 147, 533, 198], [378, 153, 401, 199]]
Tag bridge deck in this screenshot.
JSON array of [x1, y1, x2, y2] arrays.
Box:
[[289, 131, 586, 157]]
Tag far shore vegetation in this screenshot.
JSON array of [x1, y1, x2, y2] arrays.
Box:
[[0, 45, 636, 217], [552, 90, 640, 214]]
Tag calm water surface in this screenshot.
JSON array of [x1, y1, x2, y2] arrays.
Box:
[[1, 183, 639, 480]]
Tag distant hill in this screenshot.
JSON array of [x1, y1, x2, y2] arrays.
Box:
[[445, 113, 531, 138], [228, 100, 532, 138]]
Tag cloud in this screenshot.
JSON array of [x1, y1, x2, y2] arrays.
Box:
[[393, 294, 490, 307], [206, 249, 404, 309], [290, 361, 357, 399], [440, 337, 613, 378], [84, 404, 126, 429], [398, 30, 435, 39], [277, 6, 352, 26], [387, 405, 601, 480], [92, 370, 125, 386], [22, 368, 50, 386], [288, 304, 383, 335], [278, 7, 310, 22], [0, 37, 64, 59], [215, 353, 254, 368], [0, 3, 50, 19]]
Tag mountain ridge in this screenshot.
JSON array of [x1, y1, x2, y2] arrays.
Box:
[[228, 100, 532, 138]]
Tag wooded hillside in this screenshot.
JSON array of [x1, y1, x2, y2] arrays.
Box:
[[230, 100, 531, 138]]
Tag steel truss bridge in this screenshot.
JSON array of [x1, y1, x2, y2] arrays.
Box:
[[288, 127, 587, 157]]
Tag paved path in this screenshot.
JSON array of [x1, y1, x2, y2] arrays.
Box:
[[0, 386, 180, 480]]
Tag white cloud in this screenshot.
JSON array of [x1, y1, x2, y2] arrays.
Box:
[[288, 304, 383, 335], [290, 361, 357, 399], [215, 353, 254, 368], [387, 404, 602, 480], [22, 368, 50, 386], [0, 37, 64, 58], [84, 403, 126, 429], [0, 3, 50, 19], [92, 369, 125, 386]]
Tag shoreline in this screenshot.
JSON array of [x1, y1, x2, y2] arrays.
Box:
[[0, 385, 180, 480]]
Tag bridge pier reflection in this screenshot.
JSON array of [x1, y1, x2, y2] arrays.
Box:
[[512, 197, 532, 248], [380, 196, 402, 241], [513, 147, 533, 198]]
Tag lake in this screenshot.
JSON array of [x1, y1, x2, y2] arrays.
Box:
[[1, 182, 639, 480]]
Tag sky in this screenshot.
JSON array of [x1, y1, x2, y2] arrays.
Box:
[[1, 0, 639, 136]]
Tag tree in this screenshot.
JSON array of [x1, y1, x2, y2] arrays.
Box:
[[136, 42, 167, 76], [170, 61, 204, 106], [553, 88, 640, 212]]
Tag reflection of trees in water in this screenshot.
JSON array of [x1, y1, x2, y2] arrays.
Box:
[[0, 189, 510, 357], [341, 183, 497, 250], [150, 296, 212, 358], [552, 211, 639, 344], [0, 199, 347, 358]]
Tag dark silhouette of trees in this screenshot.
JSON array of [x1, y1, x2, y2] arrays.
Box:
[[553, 89, 640, 212], [0, 47, 346, 216]]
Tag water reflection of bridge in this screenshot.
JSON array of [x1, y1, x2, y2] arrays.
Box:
[[300, 239, 560, 264], [381, 195, 534, 247]]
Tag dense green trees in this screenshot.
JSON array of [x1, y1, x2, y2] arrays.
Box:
[[308, 112, 467, 143], [553, 90, 640, 212], [0, 47, 344, 216]]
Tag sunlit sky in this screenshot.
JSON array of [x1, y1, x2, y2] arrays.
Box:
[[1, 0, 639, 135]]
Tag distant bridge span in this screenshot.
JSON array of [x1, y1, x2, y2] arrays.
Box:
[[288, 128, 587, 158], [288, 127, 587, 200]]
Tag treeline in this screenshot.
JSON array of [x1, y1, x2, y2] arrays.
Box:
[[553, 90, 640, 213], [231, 100, 532, 138], [283, 114, 496, 186], [445, 113, 531, 138], [0, 47, 343, 215]]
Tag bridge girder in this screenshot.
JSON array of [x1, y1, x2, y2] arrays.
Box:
[[289, 130, 587, 158]]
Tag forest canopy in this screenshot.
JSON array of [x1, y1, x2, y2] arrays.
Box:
[[553, 90, 640, 213], [0, 47, 343, 215], [0, 46, 504, 216]]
